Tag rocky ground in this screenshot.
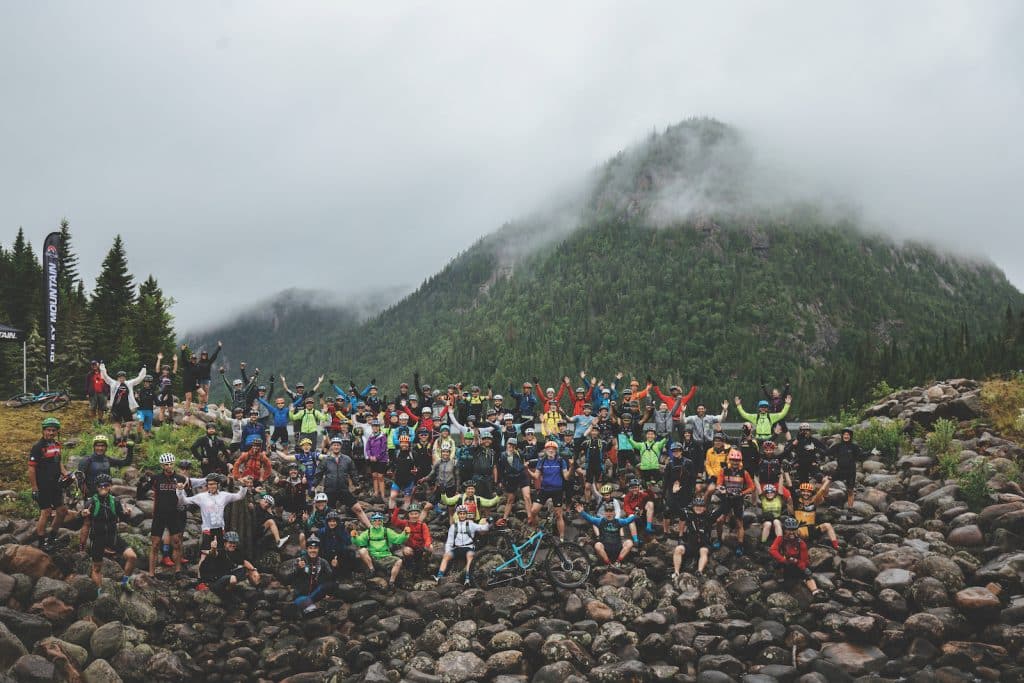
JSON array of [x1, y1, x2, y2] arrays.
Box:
[[0, 379, 1022, 683]]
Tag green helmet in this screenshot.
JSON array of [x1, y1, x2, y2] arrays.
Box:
[[41, 417, 61, 429]]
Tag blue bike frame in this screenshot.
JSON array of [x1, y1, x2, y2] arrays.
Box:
[[493, 529, 545, 572]]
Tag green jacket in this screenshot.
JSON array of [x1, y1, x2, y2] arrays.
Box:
[[736, 403, 791, 439], [628, 437, 667, 471], [353, 525, 409, 559], [289, 408, 327, 434]]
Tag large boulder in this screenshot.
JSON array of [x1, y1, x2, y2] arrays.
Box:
[[0, 620, 28, 670], [435, 651, 487, 683], [0, 607, 51, 649], [917, 554, 965, 591], [820, 642, 887, 675], [10, 653, 55, 683], [90, 621, 126, 660], [0, 545, 60, 580]]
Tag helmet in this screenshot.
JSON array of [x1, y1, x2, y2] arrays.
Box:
[[782, 517, 800, 531], [560, 428, 573, 436], [480, 431, 493, 440], [223, 531, 241, 543], [244, 434, 263, 447], [464, 430, 475, 440], [299, 438, 313, 447], [690, 498, 707, 509], [599, 484, 613, 495], [430, 390, 441, 399], [326, 511, 342, 521], [371, 419, 381, 426], [544, 439, 559, 449], [439, 424, 450, 432], [757, 400, 770, 409], [144, 374, 153, 382], [421, 384, 431, 393], [370, 512, 385, 522], [601, 388, 611, 395], [522, 382, 532, 389], [763, 484, 777, 495], [306, 535, 321, 547], [471, 385, 481, 392], [206, 423, 217, 431], [41, 417, 61, 429], [545, 387, 555, 396], [288, 462, 300, 472], [330, 436, 344, 444], [408, 503, 423, 512], [422, 406, 432, 414], [493, 394, 504, 401], [799, 422, 811, 431], [463, 480, 477, 489], [261, 494, 276, 506], [841, 427, 854, 436], [713, 434, 725, 441], [400, 382, 409, 389], [575, 386, 585, 394], [248, 409, 259, 416], [257, 385, 267, 392], [295, 381, 305, 388], [670, 441, 682, 451], [622, 388, 632, 396], [763, 440, 777, 451], [728, 449, 743, 462], [417, 428, 430, 436], [159, 453, 176, 465], [669, 385, 681, 393], [799, 482, 815, 494], [506, 438, 517, 446], [314, 492, 328, 503], [601, 503, 616, 513], [232, 379, 243, 386], [502, 413, 514, 421], [454, 505, 469, 514], [206, 473, 221, 483], [95, 474, 113, 487], [399, 434, 411, 444], [178, 461, 192, 470], [93, 434, 109, 445], [628, 478, 641, 488], [524, 427, 535, 434], [441, 445, 451, 452], [116, 370, 127, 377], [621, 413, 633, 421], [644, 426, 656, 434]]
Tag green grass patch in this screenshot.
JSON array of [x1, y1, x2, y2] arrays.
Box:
[[0, 491, 37, 520], [854, 418, 909, 466], [958, 460, 994, 512], [926, 418, 958, 457], [980, 375, 1024, 441]]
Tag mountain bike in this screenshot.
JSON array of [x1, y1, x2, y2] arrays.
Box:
[[40, 389, 71, 412], [5, 388, 63, 408], [472, 517, 591, 589]]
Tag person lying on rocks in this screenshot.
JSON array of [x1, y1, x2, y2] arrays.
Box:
[[81, 474, 137, 596], [769, 516, 826, 599], [353, 511, 410, 591], [289, 535, 335, 615], [575, 501, 636, 569], [198, 531, 260, 596]]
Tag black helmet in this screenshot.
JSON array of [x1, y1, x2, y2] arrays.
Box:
[[326, 511, 342, 521], [782, 516, 800, 531], [224, 531, 241, 543], [306, 535, 321, 547], [144, 374, 153, 382], [95, 474, 113, 487]]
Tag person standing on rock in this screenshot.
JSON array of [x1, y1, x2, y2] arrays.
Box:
[[176, 474, 250, 558], [28, 417, 71, 551], [77, 434, 134, 552], [99, 363, 147, 444], [769, 517, 826, 599], [138, 453, 188, 578], [81, 473, 137, 595], [85, 360, 108, 423], [316, 440, 371, 528], [827, 427, 864, 512], [673, 498, 714, 578], [713, 450, 755, 556], [190, 423, 231, 476], [154, 351, 178, 426], [661, 442, 696, 536], [734, 394, 792, 441], [193, 342, 223, 410], [786, 422, 828, 485], [682, 401, 729, 463], [527, 440, 572, 542]]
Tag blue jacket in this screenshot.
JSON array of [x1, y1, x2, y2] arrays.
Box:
[[588, 380, 618, 412], [258, 398, 292, 428], [241, 421, 267, 444], [507, 386, 539, 418]]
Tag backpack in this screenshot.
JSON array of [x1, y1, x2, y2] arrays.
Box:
[[91, 494, 117, 518]]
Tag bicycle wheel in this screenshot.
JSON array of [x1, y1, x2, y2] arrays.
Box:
[[4, 394, 31, 408], [472, 549, 517, 590], [40, 395, 70, 412], [544, 541, 591, 588]]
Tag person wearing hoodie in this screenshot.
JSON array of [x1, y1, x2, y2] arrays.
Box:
[[99, 363, 147, 442]]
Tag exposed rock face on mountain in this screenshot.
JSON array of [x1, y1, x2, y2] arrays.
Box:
[[0, 380, 1023, 682]]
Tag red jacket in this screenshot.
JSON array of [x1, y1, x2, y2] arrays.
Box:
[[232, 449, 272, 482], [389, 507, 433, 550], [770, 535, 809, 570], [653, 385, 698, 417], [570, 386, 595, 416], [541, 383, 567, 413]]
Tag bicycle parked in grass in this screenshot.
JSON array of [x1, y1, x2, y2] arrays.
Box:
[[4, 388, 70, 411], [471, 516, 591, 589]]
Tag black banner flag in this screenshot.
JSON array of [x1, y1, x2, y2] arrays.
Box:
[[42, 231, 61, 374]]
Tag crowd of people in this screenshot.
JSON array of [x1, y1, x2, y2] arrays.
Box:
[[26, 355, 868, 612]]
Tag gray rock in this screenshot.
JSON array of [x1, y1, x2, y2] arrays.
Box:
[[841, 555, 878, 582], [874, 568, 913, 592], [0, 620, 28, 670], [145, 650, 190, 679], [11, 653, 54, 682], [820, 642, 886, 675], [83, 658, 123, 683], [29, 577, 74, 605], [59, 620, 96, 649], [0, 608, 51, 649], [590, 659, 654, 682], [533, 661, 579, 683], [435, 650, 487, 683], [917, 554, 965, 591], [89, 621, 125, 660]]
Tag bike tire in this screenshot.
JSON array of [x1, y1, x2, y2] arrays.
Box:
[[40, 395, 70, 412], [544, 541, 591, 588], [472, 549, 517, 590], [4, 394, 31, 408]]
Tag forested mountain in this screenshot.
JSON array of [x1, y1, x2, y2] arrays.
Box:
[[189, 119, 1024, 415]]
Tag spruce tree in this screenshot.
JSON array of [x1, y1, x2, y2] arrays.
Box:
[[89, 235, 136, 364], [134, 275, 176, 364]]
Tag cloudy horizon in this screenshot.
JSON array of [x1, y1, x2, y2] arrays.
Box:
[[2, 2, 1022, 332]]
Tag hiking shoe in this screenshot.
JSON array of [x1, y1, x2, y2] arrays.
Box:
[[121, 576, 134, 592], [671, 572, 680, 580], [433, 573, 443, 583], [303, 603, 319, 614], [277, 535, 290, 549], [196, 583, 209, 591], [711, 540, 722, 550], [463, 575, 471, 586], [162, 556, 175, 567]]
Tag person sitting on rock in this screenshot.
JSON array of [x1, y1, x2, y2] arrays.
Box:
[[389, 503, 433, 574], [673, 498, 714, 578], [252, 494, 290, 549], [575, 501, 636, 569], [769, 516, 825, 599], [793, 481, 840, 551], [757, 483, 792, 545], [440, 480, 501, 523], [713, 449, 755, 556], [81, 474, 136, 595], [353, 512, 410, 591], [299, 492, 331, 549], [318, 511, 356, 579], [435, 504, 490, 586], [621, 478, 656, 545], [289, 535, 335, 615], [276, 464, 308, 526], [199, 530, 260, 596], [826, 427, 864, 512]]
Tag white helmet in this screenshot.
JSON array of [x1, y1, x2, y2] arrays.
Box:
[[159, 453, 176, 465], [314, 492, 328, 503], [261, 494, 276, 506], [421, 406, 432, 414], [493, 394, 503, 401], [502, 413, 514, 421]]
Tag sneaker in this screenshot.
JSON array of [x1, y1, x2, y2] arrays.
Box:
[[711, 540, 722, 550], [734, 547, 744, 557], [463, 575, 471, 586], [162, 556, 175, 567], [121, 576, 134, 592], [671, 572, 680, 580], [433, 573, 443, 583], [196, 583, 209, 591], [303, 603, 319, 614], [612, 562, 622, 570], [277, 535, 290, 549]]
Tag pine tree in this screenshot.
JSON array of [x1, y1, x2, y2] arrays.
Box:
[[134, 275, 176, 364], [5, 228, 42, 332], [89, 235, 136, 363], [56, 218, 80, 295]]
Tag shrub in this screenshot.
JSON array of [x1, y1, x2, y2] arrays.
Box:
[[926, 418, 958, 458], [936, 450, 961, 481], [869, 380, 897, 401], [854, 418, 909, 466], [980, 375, 1024, 439], [958, 460, 994, 512]]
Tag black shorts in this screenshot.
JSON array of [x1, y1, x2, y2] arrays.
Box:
[[200, 528, 224, 551], [638, 468, 660, 484], [715, 497, 744, 520], [155, 394, 174, 407], [601, 542, 622, 558], [663, 493, 686, 521], [90, 535, 128, 562], [327, 489, 357, 509], [779, 563, 813, 580], [369, 461, 388, 475], [618, 450, 637, 468], [502, 475, 529, 492], [270, 427, 289, 444], [111, 405, 134, 423], [35, 483, 63, 511], [584, 467, 602, 484], [837, 466, 856, 489], [449, 546, 474, 559], [537, 490, 564, 507], [150, 511, 185, 537]]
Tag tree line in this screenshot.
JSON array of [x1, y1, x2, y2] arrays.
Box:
[[0, 221, 176, 396]]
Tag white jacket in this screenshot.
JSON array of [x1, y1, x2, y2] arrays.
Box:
[[444, 519, 489, 554], [99, 364, 147, 411], [177, 487, 247, 531]]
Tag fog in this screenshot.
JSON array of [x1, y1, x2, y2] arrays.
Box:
[[1, 2, 1021, 331]]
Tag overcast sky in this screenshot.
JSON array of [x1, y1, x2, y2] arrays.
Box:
[[2, 2, 1022, 332]]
